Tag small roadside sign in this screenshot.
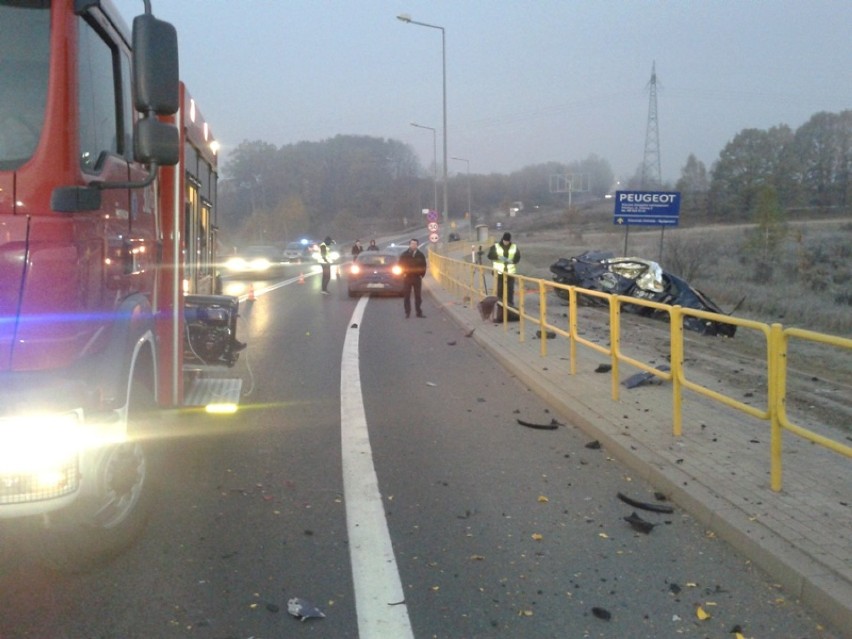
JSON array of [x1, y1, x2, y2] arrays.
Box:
[[427, 222, 439, 233], [429, 232, 440, 243], [426, 210, 439, 223], [613, 191, 680, 226]]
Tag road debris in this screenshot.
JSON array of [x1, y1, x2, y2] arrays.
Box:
[[591, 606, 612, 620], [594, 363, 612, 373], [617, 491, 674, 514], [622, 364, 670, 389], [623, 511, 656, 534], [287, 597, 326, 622], [517, 418, 561, 430], [535, 329, 556, 339], [585, 439, 601, 449]]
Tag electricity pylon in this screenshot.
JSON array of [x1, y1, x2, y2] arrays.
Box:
[[641, 61, 662, 189]]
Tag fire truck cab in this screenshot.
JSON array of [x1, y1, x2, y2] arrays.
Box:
[[0, 0, 243, 568]]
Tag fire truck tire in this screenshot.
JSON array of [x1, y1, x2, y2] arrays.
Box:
[[26, 376, 160, 572]]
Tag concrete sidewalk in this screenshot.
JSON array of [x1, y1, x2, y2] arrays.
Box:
[[424, 276, 852, 635]]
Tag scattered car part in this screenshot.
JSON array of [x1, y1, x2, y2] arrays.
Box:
[[617, 492, 675, 514], [517, 418, 561, 430], [624, 511, 656, 534], [287, 597, 326, 622]]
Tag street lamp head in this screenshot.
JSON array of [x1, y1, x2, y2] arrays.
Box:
[[397, 14, 411, 23]]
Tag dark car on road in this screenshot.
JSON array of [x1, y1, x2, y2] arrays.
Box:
[[346, 249, 405, 297]]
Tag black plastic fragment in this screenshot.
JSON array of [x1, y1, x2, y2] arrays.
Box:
[[617, 491, 674, 513]]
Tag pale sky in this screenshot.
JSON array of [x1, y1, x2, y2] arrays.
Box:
[[115, 0, 851, 183]]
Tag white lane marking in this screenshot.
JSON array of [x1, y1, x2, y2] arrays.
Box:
[[341, 297, 414, 638]]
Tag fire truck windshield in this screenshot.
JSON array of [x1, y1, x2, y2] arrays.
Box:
[[0, 2, 50, 170]]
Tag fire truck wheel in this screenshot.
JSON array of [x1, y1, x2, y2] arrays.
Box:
[[26, 378, 160, 572]]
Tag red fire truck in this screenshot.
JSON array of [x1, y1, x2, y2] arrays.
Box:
[[0, 1, 243, 568]]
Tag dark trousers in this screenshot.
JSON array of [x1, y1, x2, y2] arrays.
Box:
[[496, 271, 515, 306], [403, 276, 422, 316], [321, 264, 331, 291]]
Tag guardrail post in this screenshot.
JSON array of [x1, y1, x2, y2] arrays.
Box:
[[568, 286, 577, 375], [671, 305, 684, 437], [539, 279, 547, 357], [610, 296, 620, 402], [769, 323, 784, 491]]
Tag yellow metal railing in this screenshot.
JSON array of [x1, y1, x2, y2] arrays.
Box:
[[430, 251, 852, 491]]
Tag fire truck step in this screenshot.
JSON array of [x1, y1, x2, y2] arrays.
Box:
[[184, 377, 242, 407]]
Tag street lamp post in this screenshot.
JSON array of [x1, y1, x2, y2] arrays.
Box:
[[410, 123, 438, 215], [451, 156, 471, 239], [397, 14, 447, 225]]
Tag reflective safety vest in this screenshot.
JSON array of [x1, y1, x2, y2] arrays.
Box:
[[492, 242, 518, 274]]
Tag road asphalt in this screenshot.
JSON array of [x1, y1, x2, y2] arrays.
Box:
[[424, 273, 852, 636]]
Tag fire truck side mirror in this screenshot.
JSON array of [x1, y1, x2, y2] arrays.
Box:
[[135, 118, 179, 166], [132, 14, 179, 115]]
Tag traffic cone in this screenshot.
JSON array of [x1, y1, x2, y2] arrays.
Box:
[[298, 271, 305, 284], [247, 283, 256, 301]]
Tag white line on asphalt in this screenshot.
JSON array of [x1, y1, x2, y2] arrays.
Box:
[[341, 297, 414, 638]]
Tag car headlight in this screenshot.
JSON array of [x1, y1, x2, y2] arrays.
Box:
[[391, 265, 403, 276], [350, 264, 361, 275], [249, 258, 271, 271], [226, 257, 247, 271], [329, 251, 341, 262]]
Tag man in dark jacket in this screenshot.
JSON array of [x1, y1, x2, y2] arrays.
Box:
[[398, 238, 427, 318]]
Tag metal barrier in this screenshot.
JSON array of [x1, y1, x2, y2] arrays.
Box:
[[430, 250, 852, 491]]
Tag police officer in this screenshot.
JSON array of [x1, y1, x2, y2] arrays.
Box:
[[319, 236, 334, 294], [487, 232, 521, 306]]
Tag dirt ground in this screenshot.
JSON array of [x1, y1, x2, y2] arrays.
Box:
[[469, 214, 852, 445]]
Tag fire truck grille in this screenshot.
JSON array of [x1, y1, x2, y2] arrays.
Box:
[[0, 461, 79, 504]]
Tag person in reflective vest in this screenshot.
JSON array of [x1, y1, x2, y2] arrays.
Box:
[[487, 232, 521, 306], [319, 237, 334, 294]]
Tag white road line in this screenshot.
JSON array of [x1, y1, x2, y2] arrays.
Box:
[[341, 297, 414, 638]]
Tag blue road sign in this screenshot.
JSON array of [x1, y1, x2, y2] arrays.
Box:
[[613, 191, 681, 226]]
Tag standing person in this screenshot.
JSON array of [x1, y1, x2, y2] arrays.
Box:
[[487, 232, 521, 306], [366, 239, 379, 251], [351, 239, 363, 258], [319, 236, 334, 295], [398, 238, 427, 318]]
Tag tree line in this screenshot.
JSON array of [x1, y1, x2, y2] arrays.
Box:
[[218, 109, 850, 245]]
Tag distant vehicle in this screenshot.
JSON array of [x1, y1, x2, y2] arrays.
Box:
[[224, 245, 284, 276], [346, 249, 406, 297], [283, 240, 314, 262], [549, 251, 737, 337], [448, 232, 461, 242]]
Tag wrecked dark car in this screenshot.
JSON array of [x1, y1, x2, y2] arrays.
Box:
[[549, 251, 736, 337]]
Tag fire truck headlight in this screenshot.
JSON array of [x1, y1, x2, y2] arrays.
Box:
[[0, 412, 83, 474]]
